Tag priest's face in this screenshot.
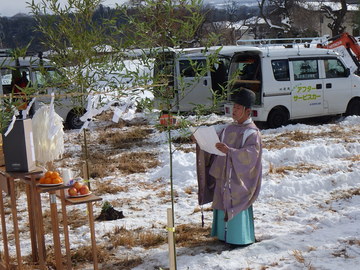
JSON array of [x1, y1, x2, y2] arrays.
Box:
[[232, 103, 251, 123]]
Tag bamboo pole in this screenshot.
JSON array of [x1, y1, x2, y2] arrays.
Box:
[[167, 208, 176, 270], [166, 120, 177, 270]]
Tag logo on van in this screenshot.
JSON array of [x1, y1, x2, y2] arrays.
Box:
[[293, 85, 321, 102]]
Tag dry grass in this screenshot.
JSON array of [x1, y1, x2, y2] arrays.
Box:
[[327, 187, 360, 202], [99, 256, 143, 270], [94, 179, 129, 196], [184, 186, 194, 194], [41, 208, 88, 233], [175, 224, 213, 247], [193, 206, 213, 214], [268, 162, 322, 175], [21, 242, 143, 270], [176, 145, 196, 153], [88, 152, 117, 178], [344, 155, 360, 162], [104, 226, 167, 249], [263, 126, 350, 151], [71, 244, 111, 264], [263, 130, 309, 150], [103, 224, 214, 251], [332, 248, 351, 258], [117, 151, 160, 174], [292, 250, 314, 269], [85, 149, 160, 178], [293, 250, 305, 263], [172, 136, 193, 144], [343, 239, 360, 246], [98, 127, 153, 149]]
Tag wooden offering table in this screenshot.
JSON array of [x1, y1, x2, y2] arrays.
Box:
[[0, 167, 102, 269], [0, 169, 23, 269]]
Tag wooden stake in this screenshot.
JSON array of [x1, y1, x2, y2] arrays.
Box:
[[167, 208, 176, 270]]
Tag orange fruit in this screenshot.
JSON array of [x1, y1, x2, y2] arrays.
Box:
[[73, 181, 83, 190], [39, 177, 46, 184], [51, 172, 60, 179], [52, 177, 62, 184], [45, 171, 52, 178], [44, 177, 52, 184]]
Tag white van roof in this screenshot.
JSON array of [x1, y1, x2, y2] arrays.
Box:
[[231, 46, 339, 58], [0, 56, 54, 69], [174, 45, 261, 59]]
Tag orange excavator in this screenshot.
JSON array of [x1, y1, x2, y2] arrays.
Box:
[[317, 32, 360, 72]]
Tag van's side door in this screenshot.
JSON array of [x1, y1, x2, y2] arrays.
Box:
[[321, 58, 352, 114], [290, 58, 324, 117], [175, 58, 212, 111]]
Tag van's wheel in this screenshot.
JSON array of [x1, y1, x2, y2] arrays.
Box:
[[267, 108, 288, 128], [346, 99, 360, 116], [66, 110, 85, 129]]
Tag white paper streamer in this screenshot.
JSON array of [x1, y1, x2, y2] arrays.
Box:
[[32, 104, 64, 165], [48, 93, 61, 140], [4, 110, 19, 137], [22, 97, 36, 119], [112, 97, 131, 123], [78, 94, 117, 132]]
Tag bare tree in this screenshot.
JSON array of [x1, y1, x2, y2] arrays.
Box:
[[258, 0, 323, 38], [320, 0, 348, 36], [258, 0, 297, 37]]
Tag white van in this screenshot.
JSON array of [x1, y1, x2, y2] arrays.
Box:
[[0, 56, 85, 129], [225, 45, 360, 128], [153, 46, 239, 112]]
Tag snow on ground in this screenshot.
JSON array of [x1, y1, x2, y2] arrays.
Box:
[[2, 112, 360, 270], [73, 113, 360, 269]]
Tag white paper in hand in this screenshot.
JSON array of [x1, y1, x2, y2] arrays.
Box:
[[190, 126, 225, 156]]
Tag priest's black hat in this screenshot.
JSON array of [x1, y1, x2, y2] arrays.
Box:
[[230, 87, 255, 108]]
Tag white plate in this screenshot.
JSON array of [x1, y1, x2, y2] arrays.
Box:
[[68, 191, 92, 198], [37, 183, 63, 187]]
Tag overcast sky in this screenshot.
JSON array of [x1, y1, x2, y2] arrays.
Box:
[[0, 0, 244, 17], [1, 0, 128, 17]]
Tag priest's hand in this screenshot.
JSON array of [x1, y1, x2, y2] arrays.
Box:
[[215, 142, 229, 154]]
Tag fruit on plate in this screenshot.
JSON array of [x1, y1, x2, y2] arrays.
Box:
[[67, 181, 90, 196], [39, 171, 63, 184], [73, 181, 83, 190], [79, 185, 90, 195], [68, 187, 78, 196]]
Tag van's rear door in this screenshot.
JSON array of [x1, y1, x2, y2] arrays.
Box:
[[175, 57, 212, 111]]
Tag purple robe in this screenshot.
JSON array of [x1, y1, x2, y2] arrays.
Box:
[[197, 119, 262, 222]]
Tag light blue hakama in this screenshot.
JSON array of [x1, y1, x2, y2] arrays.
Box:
[[211, 206, 255, 245]]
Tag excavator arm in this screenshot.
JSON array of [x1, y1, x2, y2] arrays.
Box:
[[318, 32, 360, 71]]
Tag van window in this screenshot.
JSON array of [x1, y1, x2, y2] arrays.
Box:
[[272, 60, 290, 81], [1, 68, 29, 94], [324, 59, 348, 78], [1, 69, 12, 86], [292, 59, 319, 80], [34, 69, 63, 87], [179, 59, 206, 77]]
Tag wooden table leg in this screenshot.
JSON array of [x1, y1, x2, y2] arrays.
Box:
[[9, 179, 22, 269], [30, 179, 46, 269], [25, 184, 38, 262], [0, 188, 10, 268], [59, 189, 72, 269], [49, 192, 63, 269], [87, 202, 98, 270]]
